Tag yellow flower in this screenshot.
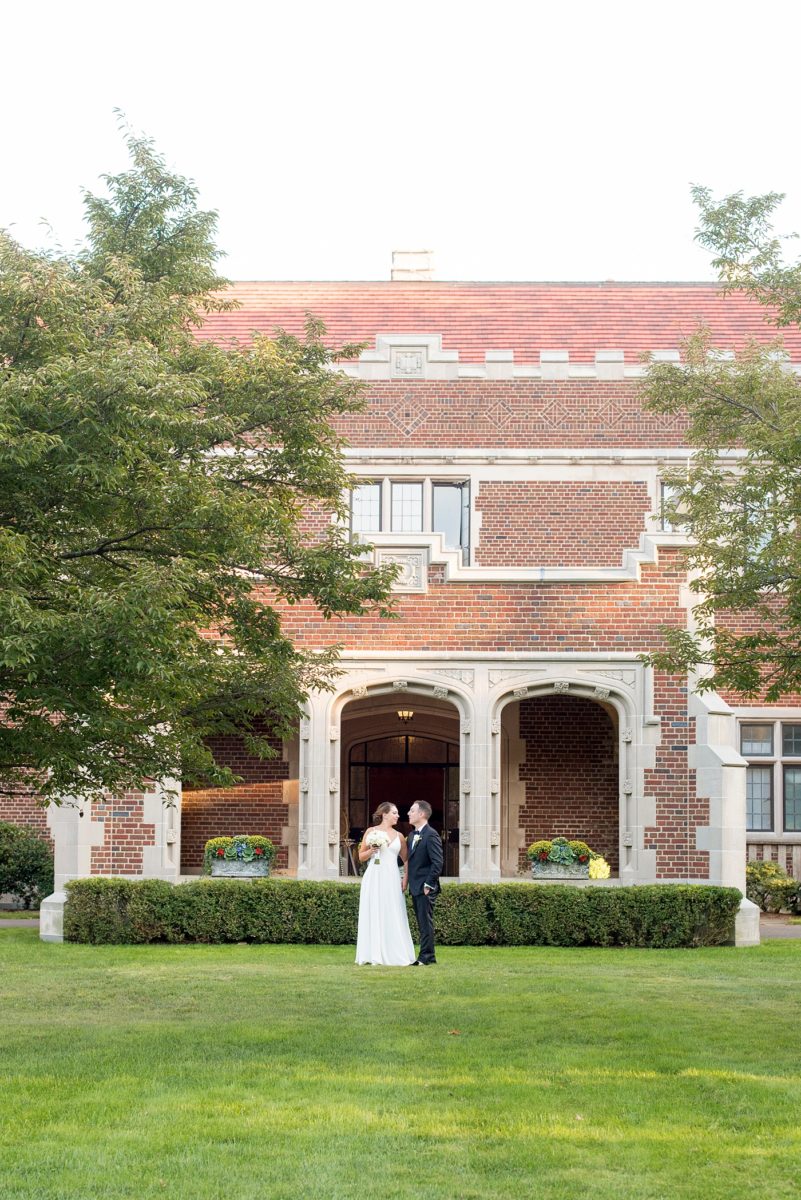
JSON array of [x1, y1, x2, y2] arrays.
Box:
[[589, 856, 610, 880]]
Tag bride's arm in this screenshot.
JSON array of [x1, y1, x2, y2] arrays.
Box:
[[399, 838, 409, 890], [358, 828, 377, 863]]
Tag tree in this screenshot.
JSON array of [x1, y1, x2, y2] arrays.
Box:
[[0, 129, 394, 803], [642, 186, 801, 699]]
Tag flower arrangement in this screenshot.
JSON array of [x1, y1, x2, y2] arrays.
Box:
[[364, 829, 390, 865], [527, 836, 610, 879], [203, 835, 277, 875]]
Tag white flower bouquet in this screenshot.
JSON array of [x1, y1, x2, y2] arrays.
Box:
[[364, 830, 390, 865]]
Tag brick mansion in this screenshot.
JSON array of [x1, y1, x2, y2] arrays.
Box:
[[8, 257, 801, 941]]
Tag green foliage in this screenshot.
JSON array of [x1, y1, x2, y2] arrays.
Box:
[[64, 877, 742, 948], [641, 186, 801, 698], [0, 821, 54, 907], [0, 126, 395, 804], [745, 859, 801, 913], [202, 834, 276, 873], [527, 836, 594, 864]]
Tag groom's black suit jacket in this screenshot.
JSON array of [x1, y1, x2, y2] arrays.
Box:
[[406, 823, 444, 897]]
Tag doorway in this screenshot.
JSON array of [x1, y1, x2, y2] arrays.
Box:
[[347, 734, 459, 875]]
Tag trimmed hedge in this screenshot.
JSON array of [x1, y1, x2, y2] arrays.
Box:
[[64, 878, 742, 948]]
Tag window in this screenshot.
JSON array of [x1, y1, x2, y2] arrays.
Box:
[[740, 720, 801, 834], [349, 477, 470, 563], [350, 483, 381, 533], [433, 482, 470, 563], [391, 482, 423, 532], [659, 482, 681, 532]]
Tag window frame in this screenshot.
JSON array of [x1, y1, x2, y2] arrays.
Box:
[[348, 475, 471, 564], [739, 718, 801, 836]]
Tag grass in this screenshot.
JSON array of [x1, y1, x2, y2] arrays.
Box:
[[0, 910, 39, 920], [1, 931, 800, 1199]]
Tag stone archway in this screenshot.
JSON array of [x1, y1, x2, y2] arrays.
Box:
[[501, 693, 619, 875], [339, 692, 461, 876]]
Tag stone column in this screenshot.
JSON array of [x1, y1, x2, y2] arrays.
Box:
[[460, 666, 499, 882], [297, 691, 340, 880], [40, 798, 104, 942]]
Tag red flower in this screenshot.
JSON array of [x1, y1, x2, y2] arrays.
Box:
[[254, 846, 264, 856], [215, 848, 225, 857], [539, 852, 548, 861], [578, 855, 588, 863]]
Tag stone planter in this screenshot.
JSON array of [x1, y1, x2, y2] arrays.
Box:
[[531, 862, 589, 879], [211, 859, 270, 878]]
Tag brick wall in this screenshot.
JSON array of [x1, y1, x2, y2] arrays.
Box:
[[644, 673, 709, 879], [0, 788, 51, 844], [277, 548, 688, 655], [333, 380, 690, 449], [716, 607, 801, 707], [181, 732, 290, 873], [517, 696, 619, 873], [475, 480, 650, 567], [90, 790, 155, 875]]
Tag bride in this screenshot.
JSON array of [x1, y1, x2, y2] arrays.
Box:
[[355, 802, 416, 966]]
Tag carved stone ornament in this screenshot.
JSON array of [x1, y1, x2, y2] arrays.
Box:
[[432, 686, 449, 700], [299, 828, 309, 845], [432, 669, 475, 687], [329, 726, 339, 741], [490, 779, 499, 794], [623, 779, 633, 795], [513, 687, 529, 700], [461, 719, 472, 735], [300, 778, 309, 793], [460, 830, 472, 845], [490, 829, 500, 846], [393, 350, 424, 377], [491, 718, 501, 735], [622, 727, 633, 743], [376, 550, 427, 593], [300, 720, 310, 740], [351, 685, 368, 699], [553, 681, 571, 694], [328, 828, 339, 845], [328, 777, 339, 793], [594, 686, 611, 700], [392, 680, 408, 692], [461, 780, 472, 793]]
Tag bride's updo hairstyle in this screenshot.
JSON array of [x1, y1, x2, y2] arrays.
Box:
[[372, 802, 395, 824]]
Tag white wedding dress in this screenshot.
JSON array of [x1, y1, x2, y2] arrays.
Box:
[[355, 835, 416, 966]]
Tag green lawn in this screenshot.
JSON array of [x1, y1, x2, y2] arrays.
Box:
[[1, 931, 799, 1200]]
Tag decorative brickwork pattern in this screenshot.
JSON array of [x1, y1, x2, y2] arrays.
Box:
[[518, 696, 619, 873], [334, 381, 689, 448], [181, 732, 290, 873], [475, 480, 650, 567]]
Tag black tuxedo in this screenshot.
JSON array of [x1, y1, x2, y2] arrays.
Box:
[[407, 823, 444, 964]]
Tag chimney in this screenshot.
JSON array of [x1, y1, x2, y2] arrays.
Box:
[[391, 249, 434, 281]]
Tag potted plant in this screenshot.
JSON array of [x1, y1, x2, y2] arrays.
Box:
[[204, 835, 277, 877], [527, 836, 610, 879]]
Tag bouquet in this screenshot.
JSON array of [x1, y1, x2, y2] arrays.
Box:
[[364, 830, 390, 865]]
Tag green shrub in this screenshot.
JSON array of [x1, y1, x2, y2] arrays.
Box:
[[527, 836, 594, 865], [202, 835, 277, 874], [745, 860, 800, 913], [64, 878, 742, 948], [0, 821, 54, 909]]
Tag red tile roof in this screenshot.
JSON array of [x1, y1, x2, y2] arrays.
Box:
[[196, 281, 801, 364]]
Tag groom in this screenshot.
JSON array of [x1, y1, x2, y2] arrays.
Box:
[[406, 801, 444, 965]]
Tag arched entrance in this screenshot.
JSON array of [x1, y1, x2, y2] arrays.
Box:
[[340, 694, 460, 876], [500, 692, 620, 876]]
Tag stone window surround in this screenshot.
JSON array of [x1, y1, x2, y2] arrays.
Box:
[[344, 450, 692, 583]]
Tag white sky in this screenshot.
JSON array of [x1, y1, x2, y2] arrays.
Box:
[[3, 0, 800, 282]]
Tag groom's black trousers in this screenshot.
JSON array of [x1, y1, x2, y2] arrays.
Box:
[[412, 890, 437, 963]]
